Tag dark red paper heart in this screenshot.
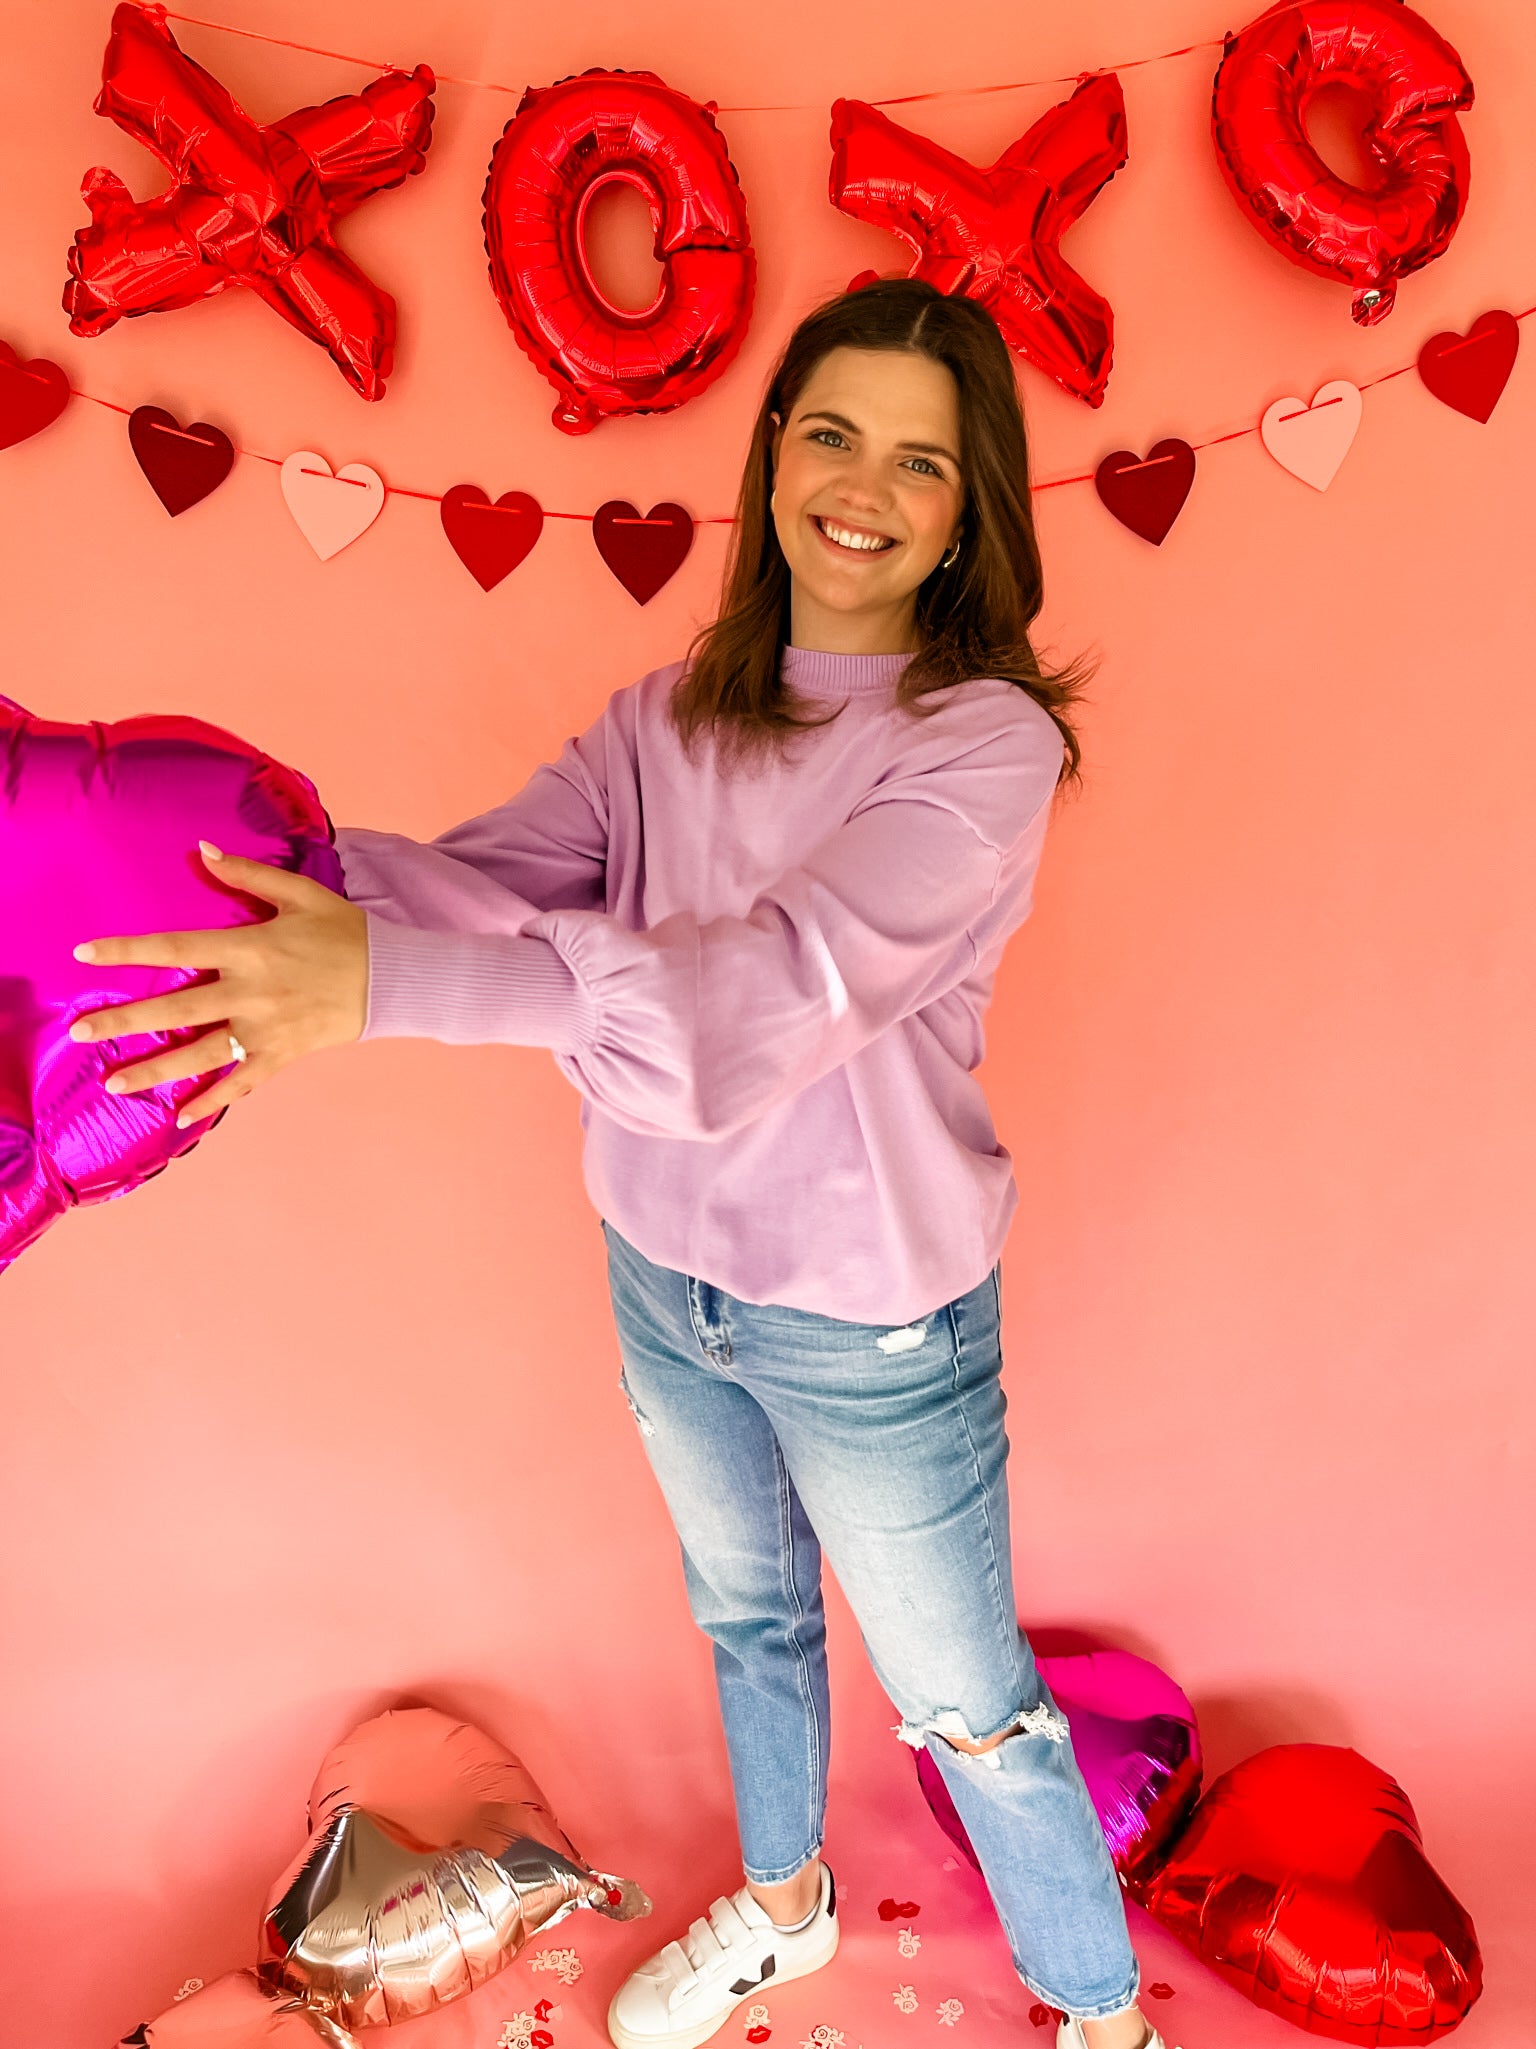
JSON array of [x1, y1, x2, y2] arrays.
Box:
[[1135, 1745, 1481, 2045], [1094, 439, 1195, 545], [1416, 309, 1519, 423], [127, 405, 234, 515], [592, 499, 694, 604], [0, 339, 70, 451], [440, 484, 544, 590], [877, 1897, 921, 1920]]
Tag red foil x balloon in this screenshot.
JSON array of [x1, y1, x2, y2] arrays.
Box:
[[64, 4, 435, 400], [829, 74, 1128, 407]]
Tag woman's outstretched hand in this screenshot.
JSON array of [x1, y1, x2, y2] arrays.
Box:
[[70, 841, 368, 1127]]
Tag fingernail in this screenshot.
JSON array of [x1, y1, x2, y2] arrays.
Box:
[[199, 840, 223, 861], [69, 1021, 93, 1042], [73, 942, 96, 962], [104, 1076, 128, 1094], [175, 1111, 194, 1129]]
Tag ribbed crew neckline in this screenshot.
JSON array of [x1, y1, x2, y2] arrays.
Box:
[[781, 642, 915, 696]]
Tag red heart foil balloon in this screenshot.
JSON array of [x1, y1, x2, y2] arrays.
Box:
[[440, 484, 544, 590], [0, 695, 342, 1273], [592, 499, 694, 603], [128, 405, 235, 515], [1094, 440, 1196, 544], [0, 338, 70, 450], [1416, 309, 1520, 422], [1134, 1744, 1482, 2044], [917, 1649, 1201, 1887]]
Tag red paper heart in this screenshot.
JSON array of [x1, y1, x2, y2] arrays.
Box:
[[877, 1897, 921, 1920], [0, 339, 70, 451], [592, 499, 694, 604], [128, 405, 234, 515], [440, 484, 544, 590], [1416, 309, 1519, 423], [1094, 440, 1195, 545], [1135, 1745, 1481, 2044]]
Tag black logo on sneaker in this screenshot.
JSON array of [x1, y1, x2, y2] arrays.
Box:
[[729, 1954, 776, 1995]]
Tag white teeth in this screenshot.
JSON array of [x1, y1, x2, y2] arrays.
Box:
[[817, 517, 894, 553]]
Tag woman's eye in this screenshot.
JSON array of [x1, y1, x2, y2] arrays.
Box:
[[809, 430, 942, 478]]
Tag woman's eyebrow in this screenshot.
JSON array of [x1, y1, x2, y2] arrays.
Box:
[[799, 410, 958, 465]]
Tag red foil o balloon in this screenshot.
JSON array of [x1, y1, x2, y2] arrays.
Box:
[[1135, 1744, 1482, 2044], [1211, 0, 1473, 326], [483, 69, 755, 435]]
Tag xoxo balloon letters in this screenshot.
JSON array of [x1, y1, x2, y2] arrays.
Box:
[[63, 0, 1476, 418]]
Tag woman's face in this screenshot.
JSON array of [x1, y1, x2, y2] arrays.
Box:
[[769, 345, 966, 655]]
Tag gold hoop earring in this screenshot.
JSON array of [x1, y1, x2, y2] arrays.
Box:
[[941, 537, 961, 570], [770, 487, 778, 511]]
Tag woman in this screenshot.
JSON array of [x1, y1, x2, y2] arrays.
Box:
[[72, 279, 1173, 2049]]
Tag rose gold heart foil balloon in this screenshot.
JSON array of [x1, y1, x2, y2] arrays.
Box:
[[257, 1706, 650, 2029]]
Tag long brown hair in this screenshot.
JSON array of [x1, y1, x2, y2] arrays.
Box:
[[670, 276, 1094, 791]]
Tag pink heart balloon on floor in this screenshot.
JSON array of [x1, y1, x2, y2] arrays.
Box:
[[916, 1648, 1201, 1884], [0, 694, 342, 1272]]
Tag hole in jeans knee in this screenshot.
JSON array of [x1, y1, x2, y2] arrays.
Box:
[[893, 1702, 1069, 1768]]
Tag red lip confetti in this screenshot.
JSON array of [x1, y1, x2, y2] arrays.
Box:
[[1147, 1982, 1176, 1999], [877, 1898, 921, 1920], [747, 2030, 771, 2042]]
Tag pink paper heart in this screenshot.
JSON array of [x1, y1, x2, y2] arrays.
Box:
[[0, 695, 342, 1272], [280, 450, 385, 559], [1259, 380, 1362, 491]]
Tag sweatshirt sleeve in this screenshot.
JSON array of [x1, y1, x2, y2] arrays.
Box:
[[353, 709, 1064, 1143], [334, 706, 609, 930]]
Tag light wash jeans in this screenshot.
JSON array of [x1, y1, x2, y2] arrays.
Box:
[[599, 1218, 1141, 2022]]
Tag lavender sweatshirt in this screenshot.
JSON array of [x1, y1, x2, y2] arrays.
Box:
[[334, 643, 1065, 1324]]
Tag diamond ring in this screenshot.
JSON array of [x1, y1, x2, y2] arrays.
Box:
[[227, 1031, 249, 1065]]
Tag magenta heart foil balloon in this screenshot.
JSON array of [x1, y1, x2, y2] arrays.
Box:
[[916, 1648, 1201, 1885], [0, 694, 343, 1271]]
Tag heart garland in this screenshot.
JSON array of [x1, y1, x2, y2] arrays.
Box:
[[279, 451, 386, 560], [592, 500, 695, 605], [0, 339, 70, 450], [1094, 439, 1196, 544], [128, 405, 234, 515], [1259, 379, 1362, 491], [1417, 309, 1520, 422], [0, 302, 1521, 564], [440, 485, 544, 590]]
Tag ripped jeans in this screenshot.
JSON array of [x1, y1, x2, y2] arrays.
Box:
[[599, 1219, 1141, 2022]]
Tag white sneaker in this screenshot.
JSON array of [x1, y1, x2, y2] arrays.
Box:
[[607, 1861, 839, 2049], [1056, 2019, 1179, 2049]]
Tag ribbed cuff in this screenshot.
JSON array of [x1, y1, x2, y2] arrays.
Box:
[[361, 913, 600, 1050]]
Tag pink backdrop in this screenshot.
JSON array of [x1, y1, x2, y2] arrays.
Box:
[[1, 3, 1531, 2045]]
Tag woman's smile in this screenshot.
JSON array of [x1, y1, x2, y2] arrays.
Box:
[[810, 513, 900, 558]]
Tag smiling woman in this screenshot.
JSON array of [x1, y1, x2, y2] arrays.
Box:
[[62, 275, 1163, 2049], [666, 277, 1094, 779]]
